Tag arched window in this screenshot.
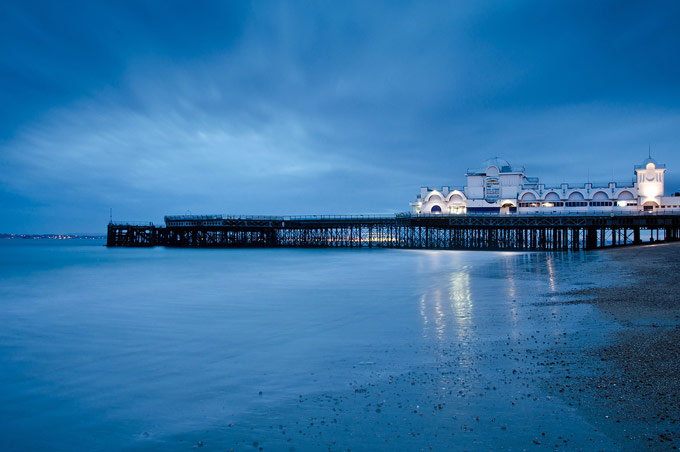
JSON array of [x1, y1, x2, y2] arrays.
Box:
[[430, 205, 442, 213], [618, 190, 634, 200]]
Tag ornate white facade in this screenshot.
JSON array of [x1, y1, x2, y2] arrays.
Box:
[[412, 157, 680, 215]]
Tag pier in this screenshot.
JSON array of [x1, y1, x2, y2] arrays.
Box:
[[107, 213, 680, 251]]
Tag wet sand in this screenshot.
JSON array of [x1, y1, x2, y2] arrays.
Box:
[[546, 242, 680, 451]]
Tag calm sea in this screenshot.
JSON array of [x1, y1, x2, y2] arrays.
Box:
[[0, 240, 620, 451]]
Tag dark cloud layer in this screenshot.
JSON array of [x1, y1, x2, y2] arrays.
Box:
[[1, 0, 679, 233]]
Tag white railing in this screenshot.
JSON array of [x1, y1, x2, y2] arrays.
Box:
[[164, 214, 224, 221], [109, 221, 154, 226], [287, 214, 398, 220], [411, 209, 680, 217]]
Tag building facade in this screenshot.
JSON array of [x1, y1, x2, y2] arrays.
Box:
[[411, 157, 679, 215]]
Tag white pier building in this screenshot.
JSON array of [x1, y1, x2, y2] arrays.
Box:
[[412, 157, 680, 215]]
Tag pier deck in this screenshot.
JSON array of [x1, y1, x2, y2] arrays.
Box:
[[107, 213, 680, 251]]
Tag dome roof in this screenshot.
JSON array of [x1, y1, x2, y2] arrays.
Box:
[[483, 157, 512, 172], [641, 156, 657, 166], [466, 157, 524, 175], [635, 155, 665, 170]]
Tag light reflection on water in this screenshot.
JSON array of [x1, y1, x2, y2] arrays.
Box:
[[415, 250, 597, 357], [546, 254, 557, 292], [418, 253, 527, 346], [417, 257, 474, 345], [449, 267, 473, 342], [0, 241, 609, 451]]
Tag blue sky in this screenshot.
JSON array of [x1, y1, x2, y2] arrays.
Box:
[[1, 0, 679, 233]]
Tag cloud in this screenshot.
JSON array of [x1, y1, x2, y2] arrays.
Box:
[[1, 0, 679, 232]]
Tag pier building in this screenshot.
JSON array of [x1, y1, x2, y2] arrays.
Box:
[[107, 155, 680, 251], [412, 157, 680, 215]]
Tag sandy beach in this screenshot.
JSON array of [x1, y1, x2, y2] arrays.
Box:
[[545, 242, 680, 451]]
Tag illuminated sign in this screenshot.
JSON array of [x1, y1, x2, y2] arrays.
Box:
[[485, 177, 500, 202]]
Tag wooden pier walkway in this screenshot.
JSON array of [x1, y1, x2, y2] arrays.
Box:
[[107, 213, 680, 251]]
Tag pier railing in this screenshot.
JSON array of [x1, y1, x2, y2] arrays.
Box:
[[411, 210, 680, 217], [108, 221, 154, 226], [163, 210, 680, 221]]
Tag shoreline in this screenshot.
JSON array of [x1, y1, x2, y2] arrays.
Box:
[[547, 242, 680, 450]]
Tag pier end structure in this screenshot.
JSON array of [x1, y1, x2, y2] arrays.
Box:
[[414, 156, 679, 215]]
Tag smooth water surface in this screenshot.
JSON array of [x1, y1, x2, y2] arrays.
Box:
[[0, 241, 619, 451]]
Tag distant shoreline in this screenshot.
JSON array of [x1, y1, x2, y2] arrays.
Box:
[[0, 233, 105, 240]]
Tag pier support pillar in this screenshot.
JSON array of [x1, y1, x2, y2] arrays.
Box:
[[585, 227, 597, 250]]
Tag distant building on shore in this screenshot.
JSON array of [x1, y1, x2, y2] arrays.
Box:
[[411, 156, 680, 214]]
